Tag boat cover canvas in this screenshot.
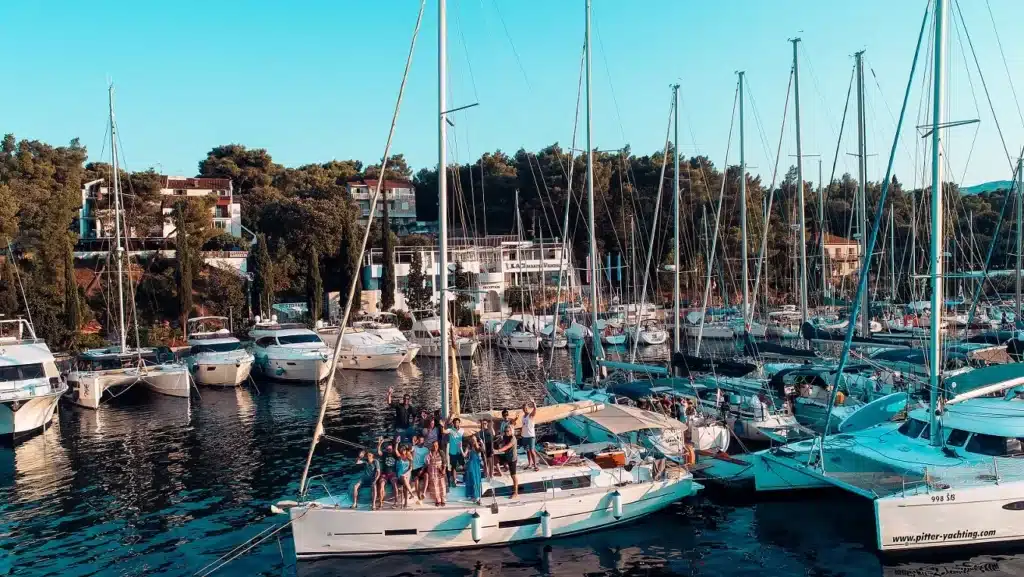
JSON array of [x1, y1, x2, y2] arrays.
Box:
[[459, 400, 604, 433], [582, 403, 686, 435]]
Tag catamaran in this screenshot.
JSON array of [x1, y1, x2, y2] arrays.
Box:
[[65, 85, 191, 409], [0, 318, 67, 439]]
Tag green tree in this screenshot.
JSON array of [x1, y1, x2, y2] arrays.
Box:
[[175, 205, 193, 328], [402, 251, 432, 311], [307, 246, 322, 323], [200, 268, 246, 331], [380, 190, 396, 311], [0, 255, 19, 317], [250, 233, 274, 316], [335, 216, 362, 308], [451, 262, 473, 326], [64, 246, 79, 331]]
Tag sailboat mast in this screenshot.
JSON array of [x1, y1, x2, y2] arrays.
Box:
[[738, 72, 749, 328], [584, 0, 603, 373], [819, 159, 826, 306], [791, 38, 809, 324], [1016, 156, 1022, 317], [438, 0, 450, 416], [108, 84, 127, 351], [890, 208, 896, 302], [856, 50, 870, 336], [928, 0, 947, 447], [672, 83, 681, 351]]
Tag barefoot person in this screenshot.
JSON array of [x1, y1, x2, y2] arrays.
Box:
[[425, 440, 447, 506], [494, 425, 519, 499], [350, 449, 379, 509], [376, 437, 400, 509]]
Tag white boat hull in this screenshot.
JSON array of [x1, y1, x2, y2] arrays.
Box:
[[289, 476, 696, 558], [402, 344, 421, 363], [684, 325, 735, 339], [498, 334, 541, 352], [191, 358, 253, 387], [257, 356, 333, 382], [335, 352, 406, 370], [140, 365, 192, 398], [0, 390, 64, 438]]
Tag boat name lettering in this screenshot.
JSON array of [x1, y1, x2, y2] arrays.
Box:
[[890, 529, 995, 545], [930, 493, 956, 503]]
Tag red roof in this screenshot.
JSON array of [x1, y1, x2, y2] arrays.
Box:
[[160, 176, 232, 190], [823, 233, 857, 246], [347, 178, 414, 190]]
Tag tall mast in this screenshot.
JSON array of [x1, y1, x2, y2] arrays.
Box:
[[585, 0, 603, 373], [738, 72, 749, 329], [856, 50, 870, 336], [1017, 156, 1022, 318], [890, 208, 896, 302], [108, 84, 127, 351], [672, 83, 681, 351], [438, 0, 450, 416], [928, 0, 947, 446], [819, 159, 826, 305], [791, 38, 809, 323]]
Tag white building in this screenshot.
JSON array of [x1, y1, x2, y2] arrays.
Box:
[[76, 175, 241, 241], [361, 236, 578, 318], [346, 178, 417, 234]]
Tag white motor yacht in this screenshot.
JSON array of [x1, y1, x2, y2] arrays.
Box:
[[316, 326, 406, 370], [494, 318, 541, 352], [351, 313, 420, 362], [279, 440, 698, 558], [66, 347, 191, 409], [249, 317, 333, 382], [0, 318, 67, 439], [405, 310, 478, 358], [185, 316, 254, 387]]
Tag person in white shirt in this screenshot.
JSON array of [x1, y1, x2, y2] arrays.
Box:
[[520, 399, 539, 472]]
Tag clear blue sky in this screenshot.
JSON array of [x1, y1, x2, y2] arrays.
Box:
[[2, 0, 1023, 187]]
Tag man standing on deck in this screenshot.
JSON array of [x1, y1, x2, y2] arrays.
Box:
[[386, 387, 415, 443], [520, 400, 539, 472]]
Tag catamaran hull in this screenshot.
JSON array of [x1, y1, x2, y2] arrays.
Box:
[[141, 366, 191, 398], [0, 391, 63, 439], [289, 478, 697, 559], [191, 359, 253, 387], [66, 371, 141, 409]]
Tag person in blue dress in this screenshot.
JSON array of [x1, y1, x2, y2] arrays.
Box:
[[463, 435, 484, 504]]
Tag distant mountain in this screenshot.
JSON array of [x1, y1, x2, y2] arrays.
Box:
[[962, 180, 1013, 195]]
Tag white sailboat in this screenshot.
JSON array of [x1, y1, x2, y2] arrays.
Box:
[[65, 85, 191, 409], [0, 318, 67, 439], [184, 316, 254, 387], [405, 309, 478, 358], [279, 0, 698, 560], [249, 317, 333, 382]]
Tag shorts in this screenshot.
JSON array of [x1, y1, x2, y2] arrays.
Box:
[[381, 472, 397, 482], [411, 467, 424, 480], [358, 475, 376, 487], [449, 452, 465, 470], [522, 437, 536, 451], [505, 455, 517, 476]]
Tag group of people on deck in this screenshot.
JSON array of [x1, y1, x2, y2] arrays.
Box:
[[350, 388, 541, 509]]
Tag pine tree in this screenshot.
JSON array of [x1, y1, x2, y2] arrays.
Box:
[[175, 206, 193, 329], [307, 246, 322, 323], [380, 189, 396, 311], [0, 255, 19, 317], [250, 233, 274, 317], [64, 245, 79, 331], [337, 213, 362, 308], [403, 251, 432, 311]]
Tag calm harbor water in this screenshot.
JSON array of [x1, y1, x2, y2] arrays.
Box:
[[0, 344, 1015, 576]]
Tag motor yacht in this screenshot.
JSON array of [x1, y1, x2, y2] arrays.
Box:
[[351, 313, 420, 362], [185, 316, 254, 387], [316, 325, 406, 370], [0, 318, 67, 439], [249, 317, 333, 382]]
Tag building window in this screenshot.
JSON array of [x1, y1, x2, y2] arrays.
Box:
[[175, 189, 187, 196], [214, 221, 227, 229]]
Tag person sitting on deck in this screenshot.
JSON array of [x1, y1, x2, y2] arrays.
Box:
[[396, 444, 414, 508], [351, 448, 380, 510], [411, 434, 429, 503], [376, 437, 400, 509]]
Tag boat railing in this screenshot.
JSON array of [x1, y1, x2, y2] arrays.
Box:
[[894, 457, 1018, 497], [304, 474, 336, 503]]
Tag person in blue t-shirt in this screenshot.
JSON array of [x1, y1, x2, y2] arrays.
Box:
[[446, 417, 465, 487], [351, 448, 380, 509]]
